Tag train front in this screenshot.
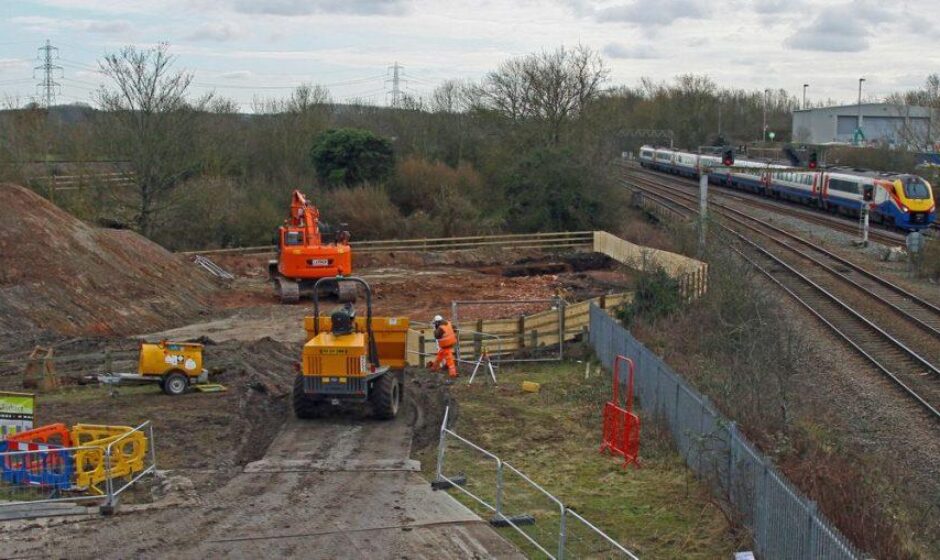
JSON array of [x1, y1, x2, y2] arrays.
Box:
[[893, 175, 936, 230]]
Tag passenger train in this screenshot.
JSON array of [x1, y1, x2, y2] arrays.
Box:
[[638, 146, 936, 231]]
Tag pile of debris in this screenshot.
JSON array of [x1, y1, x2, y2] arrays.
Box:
[[0, 184, 217, 338]]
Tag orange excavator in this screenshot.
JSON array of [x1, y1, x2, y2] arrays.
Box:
[[268, 190, 356, 303]]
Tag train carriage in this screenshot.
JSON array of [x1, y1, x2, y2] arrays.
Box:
[[636, 144, 936, 231]]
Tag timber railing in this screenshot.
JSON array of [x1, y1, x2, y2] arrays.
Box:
[[178, 231, 594, 257]]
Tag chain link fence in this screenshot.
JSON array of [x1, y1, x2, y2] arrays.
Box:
[[434, 407, 639, 559], [590, 304, 863, 560]]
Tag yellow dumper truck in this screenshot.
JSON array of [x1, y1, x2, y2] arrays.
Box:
[[295, 277, 409, 419]]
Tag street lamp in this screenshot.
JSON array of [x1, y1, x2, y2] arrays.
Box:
[[762, 88, 770, 142], [802, 84, 809, 109], [856, 78, 866, 145]]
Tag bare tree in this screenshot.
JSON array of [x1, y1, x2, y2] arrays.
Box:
[[95, 43, 211, 236], [480, 45, 609, 144]]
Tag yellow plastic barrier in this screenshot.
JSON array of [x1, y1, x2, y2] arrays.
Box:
[[70, 424, 149, 495]]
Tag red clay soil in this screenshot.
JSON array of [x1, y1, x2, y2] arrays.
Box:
[[0, 184, 216, 337]]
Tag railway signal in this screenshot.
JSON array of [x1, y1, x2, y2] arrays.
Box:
[[808, 151, 818, 169], [722, 148, 734, 166]]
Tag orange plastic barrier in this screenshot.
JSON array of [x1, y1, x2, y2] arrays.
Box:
[[6, 423, 72, 447], [600, 355, 640, 469]]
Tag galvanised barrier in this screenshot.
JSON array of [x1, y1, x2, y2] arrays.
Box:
[[0, 421, 156, 516], [590, 305, 863, 560], [434, 407, 639, 560]]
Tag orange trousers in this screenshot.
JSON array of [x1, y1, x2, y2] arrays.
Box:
[[434, 347, 457, 377]]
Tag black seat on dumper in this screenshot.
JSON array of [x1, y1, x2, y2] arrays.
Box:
[[331, 303, 356, 336]]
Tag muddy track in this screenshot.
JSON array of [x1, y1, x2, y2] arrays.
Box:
[[0, 372, 519, 560]]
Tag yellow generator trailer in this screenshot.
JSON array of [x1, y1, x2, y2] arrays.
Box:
[[97, 341, 207, 396], [296, 277, 409, 419]]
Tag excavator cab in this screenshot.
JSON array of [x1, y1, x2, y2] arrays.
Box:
[[295, 277, 409, 420]]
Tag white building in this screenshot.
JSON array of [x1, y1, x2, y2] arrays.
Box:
[[791, 103, 935, 148]]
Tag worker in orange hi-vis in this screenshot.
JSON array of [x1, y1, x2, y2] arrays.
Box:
[[430, 314, 458, 378]]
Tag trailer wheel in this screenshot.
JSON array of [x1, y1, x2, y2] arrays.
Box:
[[293, 374, 324, 419], [163, 371, 189, 396], [372, 374, 400, 420]]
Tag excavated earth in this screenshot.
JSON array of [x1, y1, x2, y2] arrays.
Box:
[[0, 188, 629, 557], [0, 183, 216, 342]]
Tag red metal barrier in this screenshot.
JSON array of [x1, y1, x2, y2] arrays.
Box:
[[600, 355, 640, 468]]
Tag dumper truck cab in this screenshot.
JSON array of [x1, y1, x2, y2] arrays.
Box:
[[295, 277, 409, 419]]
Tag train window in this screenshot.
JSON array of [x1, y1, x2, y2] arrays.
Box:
[[903, 178, 931, 199], [829, 178, 860, 194]]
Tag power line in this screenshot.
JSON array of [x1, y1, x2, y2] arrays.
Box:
[[34, 39, 63, 108]]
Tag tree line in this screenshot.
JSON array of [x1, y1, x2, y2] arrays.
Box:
[[1, 43, 935, 250]]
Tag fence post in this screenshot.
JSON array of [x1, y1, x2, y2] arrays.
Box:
[[558, 506, 567, 560], [557, 297, 565, 360], [757, 456, 771, 555], [727, 422, 737, 506], [419, 335, 426, 363], [495, 461, 504, 520], [101, 447, 116, 515], [435, 406, 450, 482], [805, 499, 818, 557], [517, 316, 525, 349]]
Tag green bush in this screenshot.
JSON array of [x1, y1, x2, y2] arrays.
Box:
[[503, 147, 609, 232], [310, 128, 394, 187], [615, 268, 682, 327]]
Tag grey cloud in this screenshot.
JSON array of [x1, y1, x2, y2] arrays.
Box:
[[230, 0, 409, 16], [752, 0, 804, 14], [82, 20, 131, 34], [594, 0, 708, 25], [603, 42, 660, 59], [186, 22, 247, 42], [784, 4, 873, 52]]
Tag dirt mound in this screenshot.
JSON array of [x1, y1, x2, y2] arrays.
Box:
[[0, 184, 216, 337]]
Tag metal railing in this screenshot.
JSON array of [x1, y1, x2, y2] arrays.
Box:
[[434, 407, 639, 559], [0, 422, 156, 516], [589, 305, 863, 559]]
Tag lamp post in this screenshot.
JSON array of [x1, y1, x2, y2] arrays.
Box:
[[802, 84, 809, 109], [856, 78, 866, 145], [762, 88, 770, 142]]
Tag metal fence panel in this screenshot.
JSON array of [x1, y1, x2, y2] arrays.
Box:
[[435, 407, 640, 560], [589, 305, 863, 560]]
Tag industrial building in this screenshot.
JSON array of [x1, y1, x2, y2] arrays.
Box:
[[792, 103, 935, 148]]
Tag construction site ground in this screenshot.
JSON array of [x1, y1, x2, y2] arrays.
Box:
[[0, 234, 641, 557]]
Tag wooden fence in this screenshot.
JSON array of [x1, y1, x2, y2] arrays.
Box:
[[592, 231, 708, 299], [179, 231, 594, 257], [406, 292, 630, 365]]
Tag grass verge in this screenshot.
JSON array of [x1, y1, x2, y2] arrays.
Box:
[[415, 356, 742, 559]]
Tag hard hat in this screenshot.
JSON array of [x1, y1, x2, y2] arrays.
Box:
[[433, 314, 444, 323]]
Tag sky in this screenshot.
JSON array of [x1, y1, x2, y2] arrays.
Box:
[[0, 0, 937, 111]]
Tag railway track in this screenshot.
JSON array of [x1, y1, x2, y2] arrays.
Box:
[[621, 172, 940, 421], [622, 163, 908, 247]]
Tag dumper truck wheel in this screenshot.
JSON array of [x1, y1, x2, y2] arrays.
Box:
[[293, 374, 324, 419], [371, 374, 400, 420], [163, 371, 188, 396]]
